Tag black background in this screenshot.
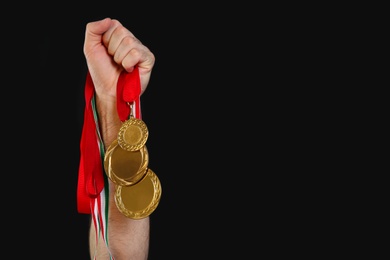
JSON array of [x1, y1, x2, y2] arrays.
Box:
[[32, 12, 207, 259], [5, 6, 264, 259], [3, 5, 350, 259]]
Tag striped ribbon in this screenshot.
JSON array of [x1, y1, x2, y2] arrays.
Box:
[[77, 68, 141, 259]]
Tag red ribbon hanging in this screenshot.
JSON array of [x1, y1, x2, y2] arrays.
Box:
[[77, 67, 142, 214], [77, 72, 104, 214]]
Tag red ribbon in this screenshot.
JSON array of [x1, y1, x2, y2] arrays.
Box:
[[77, 67, 141, 214]]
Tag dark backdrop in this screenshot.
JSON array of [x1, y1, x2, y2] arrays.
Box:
[[22, 11, 223, 260], [31, 12, 191, 259], [4, 5, 343, 259], [6, 7, 262, 259]]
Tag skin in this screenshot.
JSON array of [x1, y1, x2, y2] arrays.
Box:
[[83, 17, 155, 260]]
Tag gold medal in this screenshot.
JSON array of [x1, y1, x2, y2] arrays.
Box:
[[104, 139, 149, 186], [115, 168, 162, 219], [117, 116, 148, 151]]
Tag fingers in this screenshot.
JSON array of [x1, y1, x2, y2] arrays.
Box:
[[84, 18, 154, 73], [102, 19, 135, 54], [102, 19, 155, 73], [83, 18, 154, 95], [122, 46, 155, 73]]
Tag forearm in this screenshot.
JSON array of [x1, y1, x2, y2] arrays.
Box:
[[107, 181, 150, 259], [95, 94, 121, 149], [89, 219, 149, 260], [91, 94, 150, 260], [90, 181, 150, 260]]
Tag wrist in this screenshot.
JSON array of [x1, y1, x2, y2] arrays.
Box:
[[95, 96, 121, 149]]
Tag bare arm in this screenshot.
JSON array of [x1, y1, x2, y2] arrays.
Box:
[[83, 17, 155, 260]]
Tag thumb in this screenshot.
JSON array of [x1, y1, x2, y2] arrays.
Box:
[[83, 18, 112, 54]]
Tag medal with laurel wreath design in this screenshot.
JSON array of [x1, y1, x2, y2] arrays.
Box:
[[117, 116, 148, 152], [115, 168, 162, 219], [104, 139, 149, 186]]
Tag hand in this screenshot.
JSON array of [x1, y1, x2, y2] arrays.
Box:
[[83, 17, 155, 101]]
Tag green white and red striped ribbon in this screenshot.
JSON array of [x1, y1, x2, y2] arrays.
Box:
[[77, 67, 141, 259]]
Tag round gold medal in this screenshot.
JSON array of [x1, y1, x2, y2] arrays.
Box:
[[115, 168, 162, 219], [104, 139, 149, 186], [117, 117, 148, 151]]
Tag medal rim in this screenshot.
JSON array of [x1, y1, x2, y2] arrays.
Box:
[[115, 168, 162, 219], [104, 140, 149, 186], [117, 117, 149, 152]]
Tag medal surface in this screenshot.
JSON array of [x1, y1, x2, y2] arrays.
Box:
[[117, 117, 149, 151], [104, 140, 149, 186], [115, 168, 162, 219]]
